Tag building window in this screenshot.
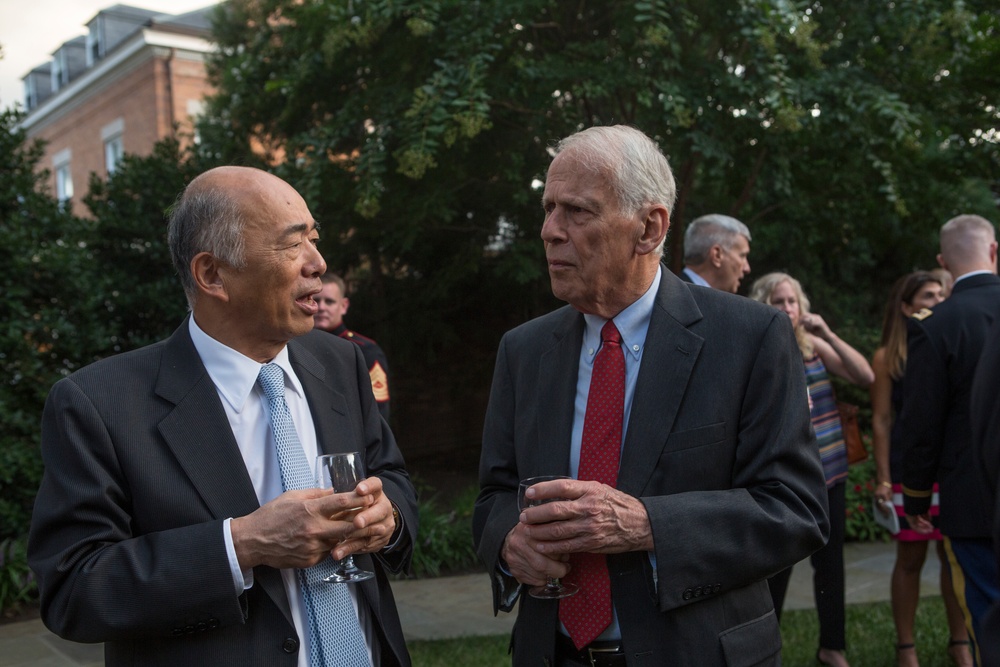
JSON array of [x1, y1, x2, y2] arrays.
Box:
[[102, 118, 125, 175], [54, 149, 73, 207], [51, 52, 66, 91], [105, 136, 124, 174]]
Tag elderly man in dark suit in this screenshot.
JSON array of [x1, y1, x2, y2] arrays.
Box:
[[900, 214, 1000, 667], [28, 166, 417, 667], [473, 126, 828, 666]]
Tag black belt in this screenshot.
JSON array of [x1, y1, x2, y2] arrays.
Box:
[[555, 634, 627, 667]]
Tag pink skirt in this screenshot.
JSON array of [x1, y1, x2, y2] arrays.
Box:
[[891, 483, 942, 541]]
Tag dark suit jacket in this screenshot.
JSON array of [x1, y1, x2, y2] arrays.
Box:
[[900, 273, 1000, 538], [972, 316, 1000, 666], [28, 321, 417, 667], [473, 268, 829, 666]]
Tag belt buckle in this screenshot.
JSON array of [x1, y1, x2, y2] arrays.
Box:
[[586, 644, 621, 667]]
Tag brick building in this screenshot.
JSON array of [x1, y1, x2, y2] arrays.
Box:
[[19, 4, 217, 216]]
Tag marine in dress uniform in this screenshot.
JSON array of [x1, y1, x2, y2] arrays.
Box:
[[332, 323, 391, 421], [314, 274, 392, 421]]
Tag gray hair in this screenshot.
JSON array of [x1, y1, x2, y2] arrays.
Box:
[[167, 188, 248, 307], [683, 214, 751, 264], [554, 125, 677, 255]]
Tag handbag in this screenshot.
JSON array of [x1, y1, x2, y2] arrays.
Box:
[[837, 401, 867, 465]]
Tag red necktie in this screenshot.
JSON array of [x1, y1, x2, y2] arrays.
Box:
[[559, 320, 625, 649]]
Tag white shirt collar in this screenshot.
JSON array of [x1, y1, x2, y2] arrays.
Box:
[[188, 316, 303, 413], [952, 269, 993, 286]]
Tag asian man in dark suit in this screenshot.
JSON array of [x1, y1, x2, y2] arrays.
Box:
[[473, 126, 829, 666], [900, 214, 1000, 666], [28, 167, 418, 667]]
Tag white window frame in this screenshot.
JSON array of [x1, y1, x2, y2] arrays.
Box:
[[53, 148, 73, 205], [102, 118, 125, 175]]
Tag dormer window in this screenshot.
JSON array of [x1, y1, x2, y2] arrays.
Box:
[[86, 18, 104, 66], [51, 51, 67, 91]]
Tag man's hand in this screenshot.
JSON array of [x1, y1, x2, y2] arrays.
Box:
[[501, 522, 571, 587], [521, 478, 653, 556], [905, 512, 934, 534], [331, 477, 396, 561], [231, 477, 393, 570]]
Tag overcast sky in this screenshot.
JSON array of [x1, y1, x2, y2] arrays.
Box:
[[0, 0, 221, 111]]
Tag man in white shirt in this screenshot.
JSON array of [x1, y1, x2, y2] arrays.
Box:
[[678, 214, 752, 293], [29, 166, 417, 667]]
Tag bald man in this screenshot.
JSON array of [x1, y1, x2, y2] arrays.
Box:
[[28, 167, 417, 667], [899, 214, 1000, 666]]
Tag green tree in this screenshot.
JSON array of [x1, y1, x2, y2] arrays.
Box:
[[0, 107, 106, 541], [83, 137, 206, 354], [199, 1, 998, 455], [202, 0, 997, 341]]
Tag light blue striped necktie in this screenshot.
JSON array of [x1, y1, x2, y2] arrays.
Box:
[[257, 363, 371, 667]]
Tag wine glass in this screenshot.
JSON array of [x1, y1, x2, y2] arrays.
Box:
[[315, 452, 375, 583], [518, 475, 579, 599]]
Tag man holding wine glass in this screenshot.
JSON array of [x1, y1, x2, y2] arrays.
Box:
[[474, 126, 829, 666], [28, 166, 418, 667]]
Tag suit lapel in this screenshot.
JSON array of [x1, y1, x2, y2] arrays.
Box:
[[155, 320, 261, 519], [617, 269, 705, 496], [537, 309, 585, 476], [154, 318, 291, 626], [288, 340, 353, 456]]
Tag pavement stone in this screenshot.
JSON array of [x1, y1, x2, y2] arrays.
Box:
[[0, 540, 947, 665]]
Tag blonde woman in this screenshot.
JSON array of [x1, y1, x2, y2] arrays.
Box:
[[750, 272, 874, 667], [871, 271, 971, 667]]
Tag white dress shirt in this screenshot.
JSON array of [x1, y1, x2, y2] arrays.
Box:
[[188, 316, 371, 667]]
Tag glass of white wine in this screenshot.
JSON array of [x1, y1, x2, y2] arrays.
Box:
[[315, 452, 375, 583], [518, 475, 579, 599]]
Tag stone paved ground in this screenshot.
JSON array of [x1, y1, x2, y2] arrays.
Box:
[[1, 540, 932, 666]]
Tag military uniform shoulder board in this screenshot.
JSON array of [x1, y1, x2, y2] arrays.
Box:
[[912, 308, 933, 321]]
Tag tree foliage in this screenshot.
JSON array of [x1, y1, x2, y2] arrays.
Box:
[[201, 0, 998, 347], [0, 107, 106, 539], [83, 138, 205, 353]]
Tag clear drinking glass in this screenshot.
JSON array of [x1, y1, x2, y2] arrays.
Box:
[[315, 452, 375, 583], [517, 475, 579, 599]]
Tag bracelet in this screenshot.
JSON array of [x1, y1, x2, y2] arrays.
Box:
[[880, 481, 892, 489]]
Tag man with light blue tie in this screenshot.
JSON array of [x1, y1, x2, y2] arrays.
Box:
[[28, 166, 417, 666]]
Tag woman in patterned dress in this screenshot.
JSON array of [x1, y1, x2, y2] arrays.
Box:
[[751, 272, 874, 667], [871, 271, 971, 667]]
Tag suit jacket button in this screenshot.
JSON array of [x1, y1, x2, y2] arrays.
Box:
[[282, 637, 299, 654], [682, 588, 693, 600]]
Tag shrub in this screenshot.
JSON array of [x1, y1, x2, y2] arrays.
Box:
[[409, 483, 481, 579], [844, 432, 891, 543], [0, 537, 36, 620]]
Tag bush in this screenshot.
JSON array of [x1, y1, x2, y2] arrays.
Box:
[[844, 432, 891, 543], [0, 537, 36, 620], [409, 483, 481, 579]]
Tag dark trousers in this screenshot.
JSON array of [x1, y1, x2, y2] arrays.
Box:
[[945, 537, 1000, 667], [768, 481, 846, 650]]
